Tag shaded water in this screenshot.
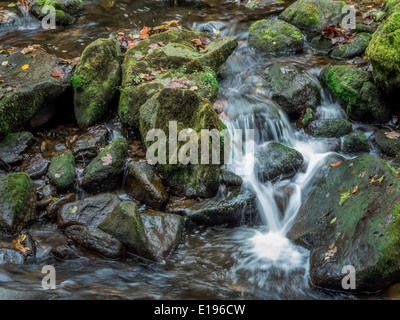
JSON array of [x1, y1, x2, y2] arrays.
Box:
[[0, 0, 375, 300]]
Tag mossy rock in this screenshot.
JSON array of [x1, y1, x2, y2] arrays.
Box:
[[342, 130, 370, 154], [288, 155, 400, 292], [386, 0, 400, 15], [248, 19, 304, 54], [321, 65, 388, 122], [139, 88, 225, 199], [306, 119, 352, 138], [279, 0, 347, 38], [301, 107, 314, 127], [374, 129, 400, 157], [366, 12, 400, 93], [31, 0, 84, 26], [0, 131, 35, 164], [311, 36, 334, 52], [73, 38, 123, 128], [330, 33, 372, 59], [99, 201, 185, 261], [0, 47, 72, 139], [118, 29, 236, 130], [81, 137, 127, 193], [0, 172, 37, 234], [48, 152, 76, 191], [263, 63, 321, 115]]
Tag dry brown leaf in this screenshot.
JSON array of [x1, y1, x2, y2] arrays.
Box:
[[101, 152, 113, 166], [385, 131, 400, 139]]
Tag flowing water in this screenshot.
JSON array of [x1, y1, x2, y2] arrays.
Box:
[[0, 0, 375, 299]]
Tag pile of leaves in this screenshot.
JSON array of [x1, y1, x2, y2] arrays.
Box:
[[321, 24, 355, 45]]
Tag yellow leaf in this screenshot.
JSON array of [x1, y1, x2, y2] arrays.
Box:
[[21, 64, 29, 70], [324, 256, 330, 261], [352, 185, 358, 194]]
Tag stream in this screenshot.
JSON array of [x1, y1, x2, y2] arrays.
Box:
[[0, 0, 394, 300]]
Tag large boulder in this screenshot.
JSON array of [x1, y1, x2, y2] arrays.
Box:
[[248, 19, 304, 54], [31, 0, 84, 26], [305, 119, 353, 138], [118, 29, 237, 130], [263, 63, 321, 115], [0, 131, 35, 164], [330, 33, 372, 59], [125, 161, 169, 210], [81, 138, 128, 193], [288, 155, 400, 292], [279, 0, 347, 38], [0, 46, 73, 138], [320, 65, 388, 122], [72, 38, 122, 128], [139, 88, 225, 199], [0, 172, 37, 234], [255, 142, 304, 182], [374, 129, 400, 157], [366, 12, 400, 93], [98, 201, 185, 261], [342, 130, 370, 154]]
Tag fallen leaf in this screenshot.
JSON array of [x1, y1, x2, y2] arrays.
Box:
[[385, 131, 400, 139], [101, 152, 113, 166], [21, 45, 36, 54], [54, 172, 62, 178], [330, 161, 342, 167], [165, 80, 189, 89], [349, 163, 354, 167], [139, 26, 150, 40], [135, 54, 146, 61], [339, 189, 351, 205], [148, 43, 161, 50], [330, 217, 337, 224], [352, 185, 358, 194], [69, 205, 78, 214], [378, 175, 385, 183], [370, 177, 375, 183], [21, 64, 29, 70], [51, 69, 65, 79], [324, 256, 330, 261]]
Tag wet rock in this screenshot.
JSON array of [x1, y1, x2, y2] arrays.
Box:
[[219, 171, 243, 189], [306, 119, 353, 138], [0, 132, 35, 164], [48, 151, 76, 191], [386, 0, 400, 15], [36, 184, 57, 200], [374, 129, 400, 157], [342, 130, 370, 154], [300, 107, 314, 127], [248, 19, 304, 54], [263, 63, 321, 116], [73, 38, 123, 128], [0, 172, 37, 235], [288, 155, 400, 292], [20, 154, 50, 178], [140, 88, 224, 199], [366, 12, 400, 93], [125, 161, 169, 210], [279, 0, 347, 38], [0, 10, 18, 27], [166, 189, 258, 227], [99, 201, 185, 261], [46, 193, 76, 219], [330, 33, 372, 59], [311, 36, 333, 52], [0, 46, 73, 139], [255, 142, 304, 182], [320, 65, 388, 123], [31, 0, 84, 26], [70, 125, 109, 161], [65, 225, 125, 259], [57, 193, 121, 229], [118, 29, 237, 130], [38, 196, 54, 210], [81, 138, 128, 194], [0, 248, 25, 265], [51, 244, 81, 260]]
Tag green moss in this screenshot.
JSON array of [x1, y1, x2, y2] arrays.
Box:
[[302, 108, 313, 127], [295, 1, 320, 27], [386, 0, 400, 15], [48, 152, 76, 190], [312, 119, 353, 138]]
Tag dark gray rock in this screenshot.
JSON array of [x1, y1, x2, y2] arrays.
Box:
[[0, 132, 35, 164]]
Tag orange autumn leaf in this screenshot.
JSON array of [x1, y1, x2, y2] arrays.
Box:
[[330, 161, 342, 167], [21, 64, 29, 70], [352, 185, 358, 194], [370, 177, 375, 183], [51, 69, 65, 79], [139, 26, 150, 40]]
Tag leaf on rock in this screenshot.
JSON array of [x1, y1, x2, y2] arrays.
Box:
[[101, 152, 113, 166], [69, 205, 78, 214], [378, 175, 385, 183], [139, 26, 150, 40], [339, 189, 351, 206], [330, 161, 342, 167], [21, 64, 29, 70], [21, 45, 36, 54], [51, 69, 65, 79], [385, 131, 400, 139], [165, 80, 189, 89], [330, 217, 337, 224], [352, 185, 358, 194]]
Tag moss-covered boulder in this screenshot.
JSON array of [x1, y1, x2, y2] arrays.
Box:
[[288, 155, 400, 292], [263, 63, 321, 115], [48, 152, 76, 191], [98, 201, 185, 261], [81, 138, 128, 193], [374, 129, 400, 157], [139, 88, 225, 199], [248, 19, 304, 54], [321, 65, 388, 122], [301, 107, 314, 127], [70, 125, 109, 162], [255, 142, 304, 182], [386, 0, 400, 15], [118, 29, 237, 130], [330, 33, 372, 59], [279, 0, 347, 38], [342, 130, 370, 154], [125, 161, 168, 210], [31, 0, 84, 26], [306, 119, 352, 138], [72, 38, 122, 128], [0, 131, 35, 164], [0, 47, 73, 139], [366, 12, 400, 93], [0, 172, 37, 234]]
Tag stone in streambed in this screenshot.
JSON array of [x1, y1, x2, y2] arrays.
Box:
[[125, 161, 168, 210], [306, 119, 353, 138], [20, 154, 50, 179], [330, 33, 372, 59], [48, 152, 76, 191], [65, 225, 125, 259], [0, 132, 35, 164], [248, 19, 304, 54], [31, 0, 84, 26], [81, 138, 128, 194], [72, 38, 122, 128], [374, 129, 400, 158], [70, 125, 109, 161], [342, 130, 370, 154]]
